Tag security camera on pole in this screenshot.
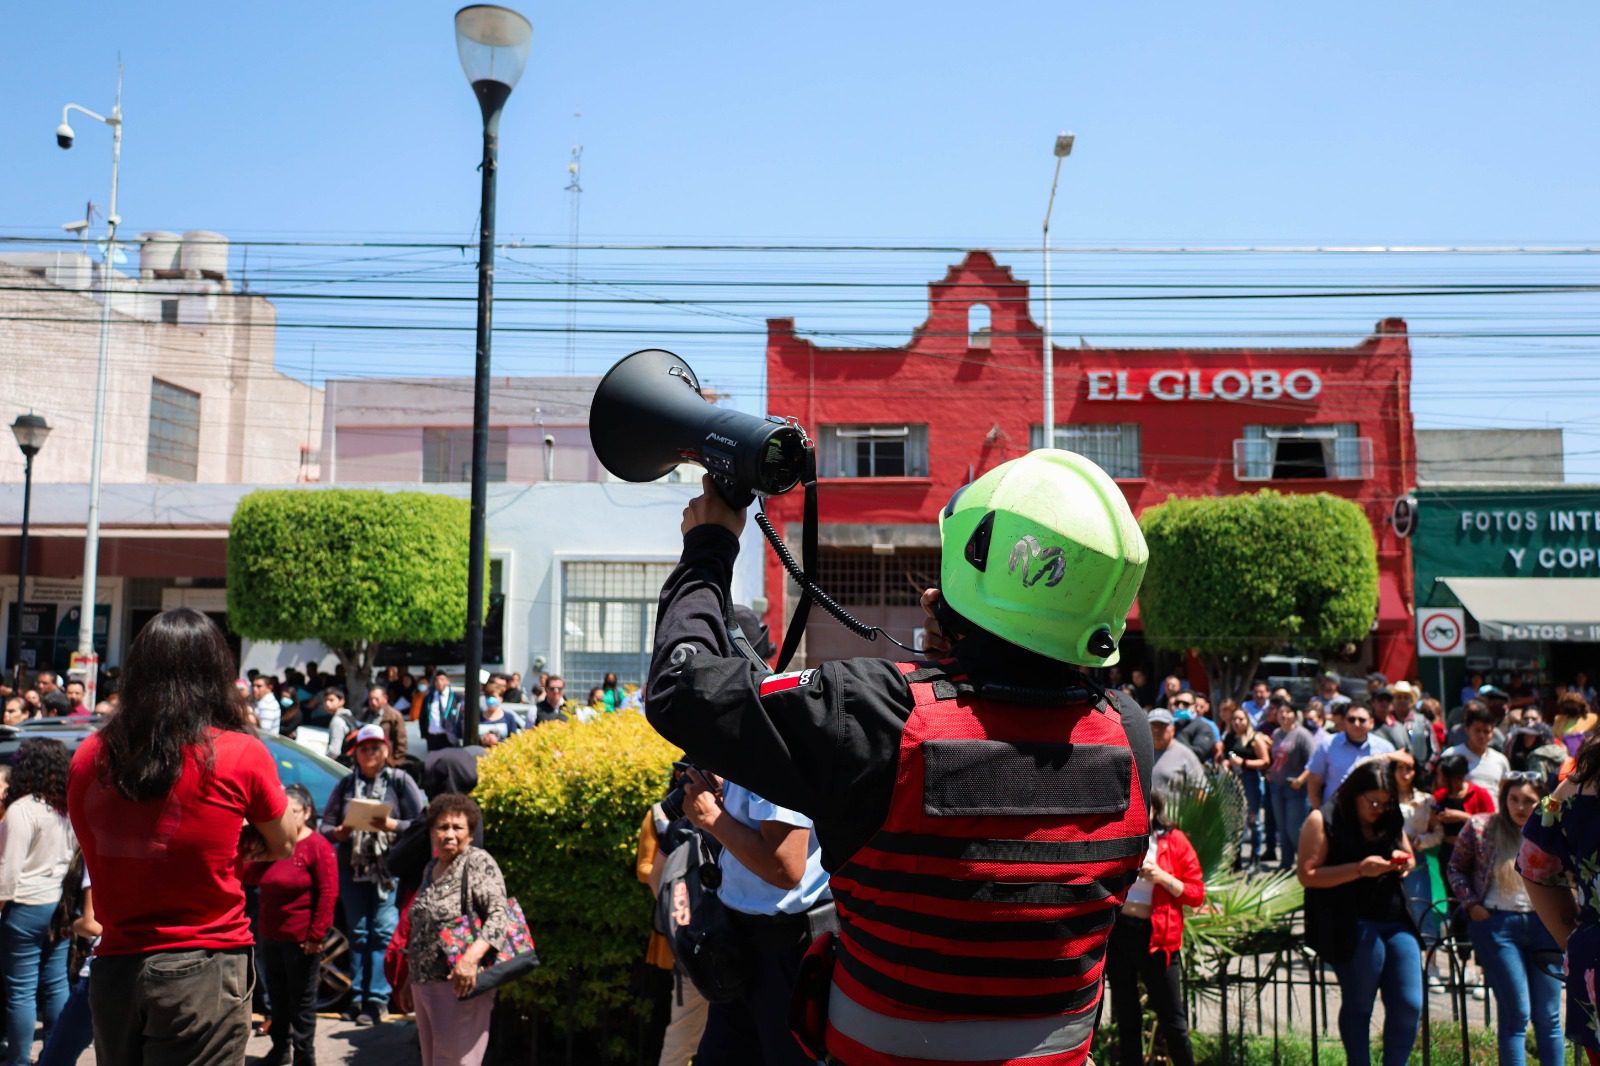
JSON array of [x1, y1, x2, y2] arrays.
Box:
[[56, 68, 123, 705]]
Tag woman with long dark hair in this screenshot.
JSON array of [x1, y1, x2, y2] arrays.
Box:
[[1520, 732, 1600, 1064], [1297, 758, 1421, 1066], [1448, 772, 1560, 1066], [0, 738, 75, 1065], [66, 608, 295, 1066]]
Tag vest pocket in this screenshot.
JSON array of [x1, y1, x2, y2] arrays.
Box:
[[922, 740, 1132, 816]]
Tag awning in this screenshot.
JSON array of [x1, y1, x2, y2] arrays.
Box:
[[1440, 577, 1600, 642], [1377, 571, 1409, 630]]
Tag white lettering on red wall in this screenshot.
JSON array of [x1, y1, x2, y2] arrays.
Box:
[[1085, 369, 1323, 402]]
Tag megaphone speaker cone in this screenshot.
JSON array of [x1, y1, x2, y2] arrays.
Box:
[[589, 349, 807, 503]]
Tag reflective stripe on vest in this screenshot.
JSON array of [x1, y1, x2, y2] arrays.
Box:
[[825, 659, 1148, 1062], [827, 983, 1098, 1063]]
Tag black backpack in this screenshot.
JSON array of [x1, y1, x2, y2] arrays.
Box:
[[653, 828, 753, 1002]]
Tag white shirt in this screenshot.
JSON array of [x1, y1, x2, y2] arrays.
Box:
[[1442, 744, 1510, 808], [254, 693, 281, 734], [1124, 837, 1160, 907], [0, 794, 77, 906]]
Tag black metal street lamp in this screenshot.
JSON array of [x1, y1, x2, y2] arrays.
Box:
[[10, 413, 51, 688], [455, 4, 531, 746]]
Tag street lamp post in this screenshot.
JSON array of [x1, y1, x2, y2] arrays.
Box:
[[455, 5, 531, 746], [57, 70, 124, 704], [10, 414, 52, 689], [1041, 131, 1074, 448]]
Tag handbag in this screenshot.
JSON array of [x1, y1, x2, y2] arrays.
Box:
[[439, 857, 540, 998]]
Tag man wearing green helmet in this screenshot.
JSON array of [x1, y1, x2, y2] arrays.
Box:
[[647, 449, 1154, 1066]]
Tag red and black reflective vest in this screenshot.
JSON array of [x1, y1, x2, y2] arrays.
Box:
[[824, 661, 1150, 1066]]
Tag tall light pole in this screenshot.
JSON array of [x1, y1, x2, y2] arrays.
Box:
[[455, 5, 531, 746], [10, 414, 51, 689], [1042, 131, 1074, 448], [57, 69, 123, 704]]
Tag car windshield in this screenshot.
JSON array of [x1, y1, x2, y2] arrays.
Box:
[[258, 731, 346, 814]]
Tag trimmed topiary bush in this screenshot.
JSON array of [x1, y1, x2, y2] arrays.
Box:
[[474, 711, 681, 1047]]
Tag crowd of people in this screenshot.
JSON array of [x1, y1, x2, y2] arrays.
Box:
[[1105, 661, 1600, 1066], [0, 611, 565, 1066]]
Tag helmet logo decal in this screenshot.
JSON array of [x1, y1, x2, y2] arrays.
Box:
[[1008, 535, 1065, 588]]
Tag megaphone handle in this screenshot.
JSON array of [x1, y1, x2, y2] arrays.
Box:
[[713, 478, 755, 510]]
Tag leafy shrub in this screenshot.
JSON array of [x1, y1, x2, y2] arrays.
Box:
[[474, 712, 681, 1045]]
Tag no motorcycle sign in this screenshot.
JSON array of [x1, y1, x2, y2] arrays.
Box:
[[1417, 608, 1466, 657]]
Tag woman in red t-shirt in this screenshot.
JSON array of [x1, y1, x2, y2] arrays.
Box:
[[67, 608, 295, 1066], [240, 783, 337, 1066]]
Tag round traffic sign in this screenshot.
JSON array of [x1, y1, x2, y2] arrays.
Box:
[[1420, 610, 1463, 655]]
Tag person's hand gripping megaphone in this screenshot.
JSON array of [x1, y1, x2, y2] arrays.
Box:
[[680, 474, 748, 539]]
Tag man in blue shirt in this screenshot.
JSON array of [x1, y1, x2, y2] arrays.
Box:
[[684, 771, 830, 1066], [1241, 680, 1273, 729], [1305, 702, 1394, 809]]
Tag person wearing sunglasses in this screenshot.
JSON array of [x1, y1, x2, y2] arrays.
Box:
[[1306, 701, 1396, 811], [1448, 772, 1561, 1066], [1298, 759, 1420, 1066]]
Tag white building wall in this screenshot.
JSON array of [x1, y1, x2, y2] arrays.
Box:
[[0, 254, 321, 487]]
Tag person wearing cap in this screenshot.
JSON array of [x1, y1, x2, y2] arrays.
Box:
[[646, 452, 1154, 1066], [1149, 708, 1205, 799], [1317, 673, 1352, 717], [1371, 689, 1410, 753], [318, 723, 426, 1026]]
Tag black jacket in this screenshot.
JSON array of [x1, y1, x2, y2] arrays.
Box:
[[645, 525, 1153, 871]]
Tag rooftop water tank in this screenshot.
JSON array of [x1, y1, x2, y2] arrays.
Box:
[[180, 230, 228, 281], [139, 231, 182, 279]]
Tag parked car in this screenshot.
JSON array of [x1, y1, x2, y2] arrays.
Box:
[[0, 717, 358, 1010]]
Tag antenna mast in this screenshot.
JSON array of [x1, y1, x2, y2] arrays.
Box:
[[564, 115, 583, 374]]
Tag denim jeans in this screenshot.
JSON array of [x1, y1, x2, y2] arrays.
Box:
[[35, 966, 91, 1066], [1240, 770, 1263, 861], [1330, 920, 1422, 1066], [1269, 782, 1310, 869], [2, 900, 70, 1066], [1469, 909, 1563, 1066], [339, 876, 397, 1011]]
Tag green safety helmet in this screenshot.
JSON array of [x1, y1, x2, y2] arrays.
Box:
[[938, 449, 1148, 668]]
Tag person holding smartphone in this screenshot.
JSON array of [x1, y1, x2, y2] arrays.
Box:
[[1297, 759, 1421, 1066]]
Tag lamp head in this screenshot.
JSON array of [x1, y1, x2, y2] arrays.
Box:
[[62, 219, 89, 235], [55, 122, 74, 150], [455, 5, 532, 119], [11, 413, 51, 458], [1054, 131, 1075, 158]]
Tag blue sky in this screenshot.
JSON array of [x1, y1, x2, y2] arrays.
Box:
[[3, 2, 1598, 474]]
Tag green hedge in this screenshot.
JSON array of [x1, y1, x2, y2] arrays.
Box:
[[475, 712, 681, 1045]]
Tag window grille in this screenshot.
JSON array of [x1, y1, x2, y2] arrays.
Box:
[[1030, 424, 1142, 479], [423, 427, 508, 483], [148, 378, 201, 480], [561, 560, 676, 692]]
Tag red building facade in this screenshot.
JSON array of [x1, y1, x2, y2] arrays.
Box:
[[762, 251, 1417, 683]]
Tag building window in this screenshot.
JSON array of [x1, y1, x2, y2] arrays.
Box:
[[1235, 423, 1370, 480], [968, 304, 992, 348], [147, 378, 201, 480], [561, 560, 675, 691], [422, 427, 507, 483], [1030, 423, 1142, 479], [160, 299, 179, 325], [818, 425, 929, 478]]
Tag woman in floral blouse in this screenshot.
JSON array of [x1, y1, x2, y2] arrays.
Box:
[[406, 793, 509, 1066], [1520, 733, 1600, 1064]]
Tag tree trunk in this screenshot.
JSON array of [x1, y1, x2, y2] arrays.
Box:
[[333, 640, 379, 698], [1203, 651, 1264, 704]]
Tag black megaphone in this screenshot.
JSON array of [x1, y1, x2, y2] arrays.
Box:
[[589, 349, 807, 507]]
